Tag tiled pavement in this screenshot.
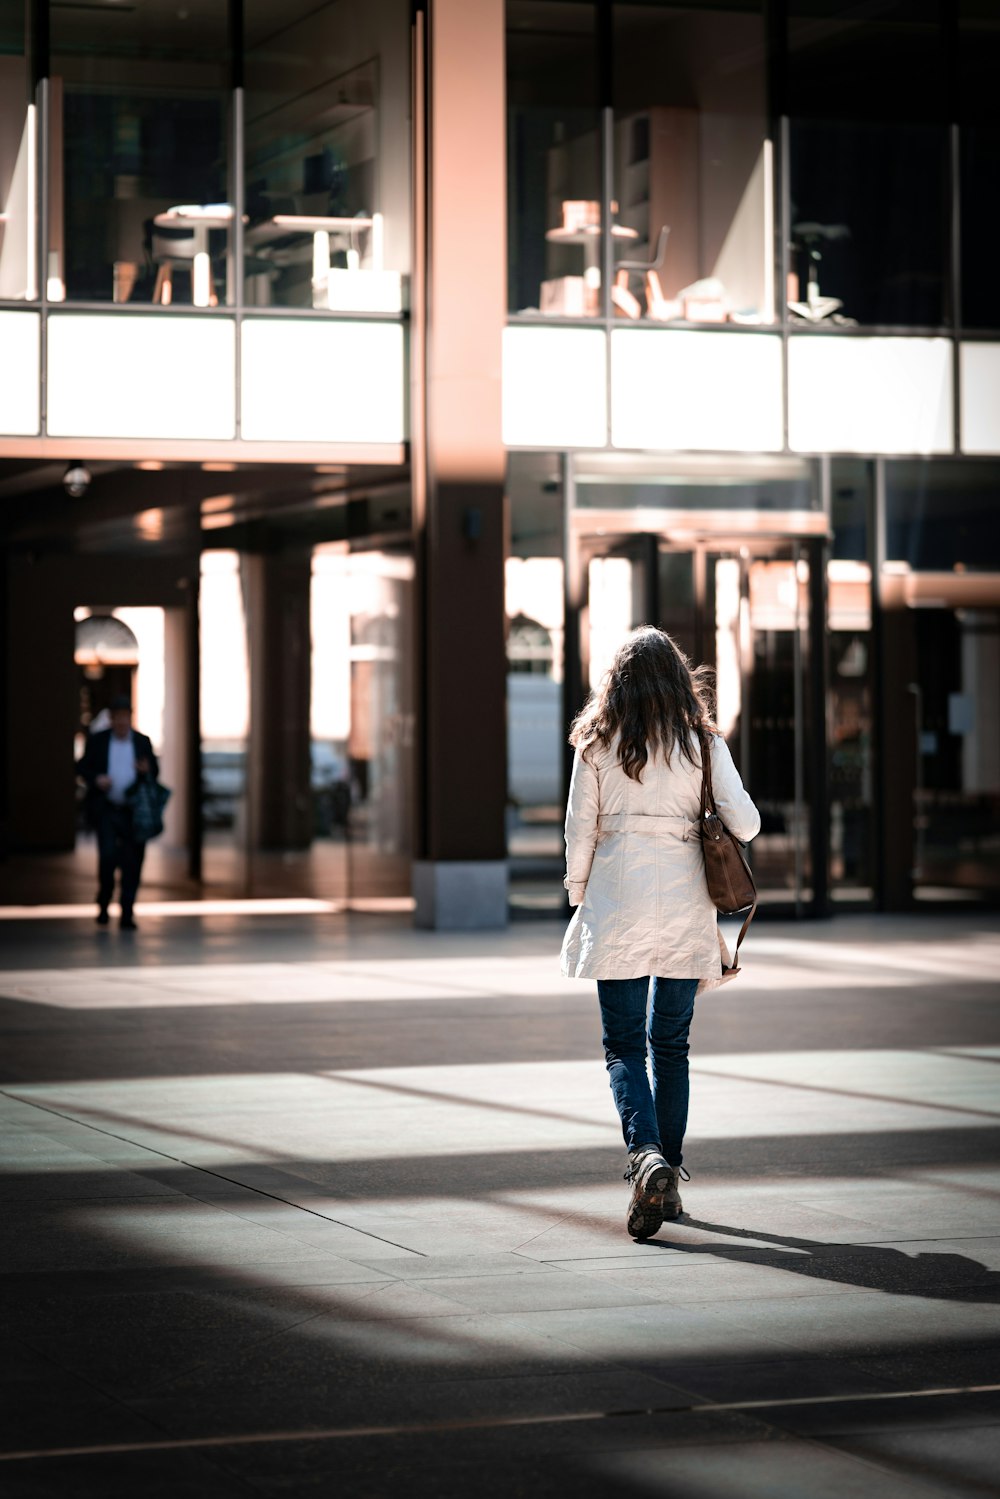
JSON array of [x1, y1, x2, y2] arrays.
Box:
[[1, 908, 999, 1497]]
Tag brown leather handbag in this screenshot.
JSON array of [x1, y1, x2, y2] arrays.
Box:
[[700, 733, 757, 979]]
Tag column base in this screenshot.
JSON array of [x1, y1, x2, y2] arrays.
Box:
[[412, 860, 509, 930]]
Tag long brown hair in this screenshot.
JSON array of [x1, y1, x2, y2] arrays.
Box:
[[570, 626, 715, 781]]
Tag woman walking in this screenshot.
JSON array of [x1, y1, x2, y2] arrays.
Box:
[[561, 627, 760, 1241]]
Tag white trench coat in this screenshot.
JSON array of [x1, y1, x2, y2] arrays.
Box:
[[560, 733, 761, 989]]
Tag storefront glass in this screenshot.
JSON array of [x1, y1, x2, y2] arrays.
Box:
[[787, 1, 949, 329], [505, 452, 565, 911], [507, 1, 600, 317], [612, 2, 771, 326], [828, 460, 875, 903], [0, 2, 35, 301], [959, 2, 1000, 331], [886, 461, 1000, 573], [343, 546, 415, 904], [199, 550, 252, 888], [883, 461, 1000, 903], [51, 2, 231, 306], [243, 0, 410, 313]]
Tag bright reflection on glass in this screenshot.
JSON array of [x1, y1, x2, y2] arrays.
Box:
[[829, 561, 872, 632], [788, 336, 953, 455], [506, 558, 565, 897], [714, 558, 742, 740], [240, 319, 405, 444], [244, 0, 410, 310], [311, 544, 414, 896], [502, 326, 607, 448], [749, 559, 802, 630], [0, 84, 37, 299], [612, 1, 771, 325], [0, 311, 40, 434], [610, 330, 784, 452], [506, 558, 565, 686], [47, 314, 237, 440], [111, 607, 165, 753], [200, 552, 250, 743], [587, 557, 633, 691]]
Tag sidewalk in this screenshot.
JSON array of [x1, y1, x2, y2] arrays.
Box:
[[2, 910, 999, 1497]]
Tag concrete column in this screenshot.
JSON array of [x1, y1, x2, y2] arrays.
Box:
[[5, 556, 77, 851], [243, 551, 313, 851], [411, 0, 509, 928], [160, 606, 189, 851]]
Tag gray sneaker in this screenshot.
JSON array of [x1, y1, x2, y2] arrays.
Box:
[[661, 1164, 689, 1221], [625, 1152, 690, 1240], [625, 1148, 672, 1241]]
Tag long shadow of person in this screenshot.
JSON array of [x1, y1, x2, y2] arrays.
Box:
[[657, 1218, 1000, 1303]]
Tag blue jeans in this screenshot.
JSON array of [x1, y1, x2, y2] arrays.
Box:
[[597, 977, 699, 1165]]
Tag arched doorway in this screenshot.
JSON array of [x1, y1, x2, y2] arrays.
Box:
[[74, 612, 140, 739]]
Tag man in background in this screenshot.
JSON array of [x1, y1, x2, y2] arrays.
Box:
[[78, 696, 158, 930]]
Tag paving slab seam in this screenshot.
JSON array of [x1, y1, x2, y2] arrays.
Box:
[[689, 1065, 1000, 1124], [0, 1086, 427, 1259], [3, 1382, 998, 1465]]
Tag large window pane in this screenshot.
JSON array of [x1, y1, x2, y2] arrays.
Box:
[[885, 460, 1000, 573], [200, 551, 251, 885], [345, 547, 415, 902], [828, 464, 877, 898], [787, 2, 949, 329], [243, 0, 409, 313], [912, 604, 1000, 903], [959, 2, 1000, 330], [52, 3, 230, 306], [612, 2, 771, 326], [0, 2, 35, 300], [507, 1, 599, 317]]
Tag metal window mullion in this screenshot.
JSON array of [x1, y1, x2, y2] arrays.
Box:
[[561, 451, 582, 803], [37, 75, 49, 434], [233, 83, 245, 438], [600, 105, 613, 325], [792, 539, 805, 915], [950, 121, 962, 454], [780, 114, 791, 452]]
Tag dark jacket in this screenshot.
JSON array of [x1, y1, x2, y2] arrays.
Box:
[[78, 729, 159, 820]]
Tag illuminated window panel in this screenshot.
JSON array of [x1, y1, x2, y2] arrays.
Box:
[[240, 319, 405, 443], [960, 343, 1000, 455], [788, 336, 953, 455], [502, 326, 607, 448], [610, 330, 783, 452], [0, 311, 40, 434], [46, 314, 236, 439]]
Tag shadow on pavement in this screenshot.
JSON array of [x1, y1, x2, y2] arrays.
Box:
[[663, 1218, 1000, 1303]]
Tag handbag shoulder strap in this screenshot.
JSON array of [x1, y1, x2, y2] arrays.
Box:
[[699, 729, 716, 820], [732, 902, 756, 962]]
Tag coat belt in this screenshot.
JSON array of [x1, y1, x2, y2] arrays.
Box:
[[597, 813, 702, 840]]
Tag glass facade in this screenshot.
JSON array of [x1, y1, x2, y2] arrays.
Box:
[[53, 2, 231, 305], [506, 1, 1000, 338], [506, 2, 600, 317], [244, 0, 410, 312], [2, 1, 999, 918], [786, 1, 950, 329], [885, 461, 1000, 573], [0, 1, 34, 300], [0, 0, 409, 314], [959, 2, 1000, 330], [613, 2, 771, 325]]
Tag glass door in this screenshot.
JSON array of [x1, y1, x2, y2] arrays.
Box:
[[576, 532, 822, 913], [712, 545, 814, 910], [910, 600, 1000, 902]]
